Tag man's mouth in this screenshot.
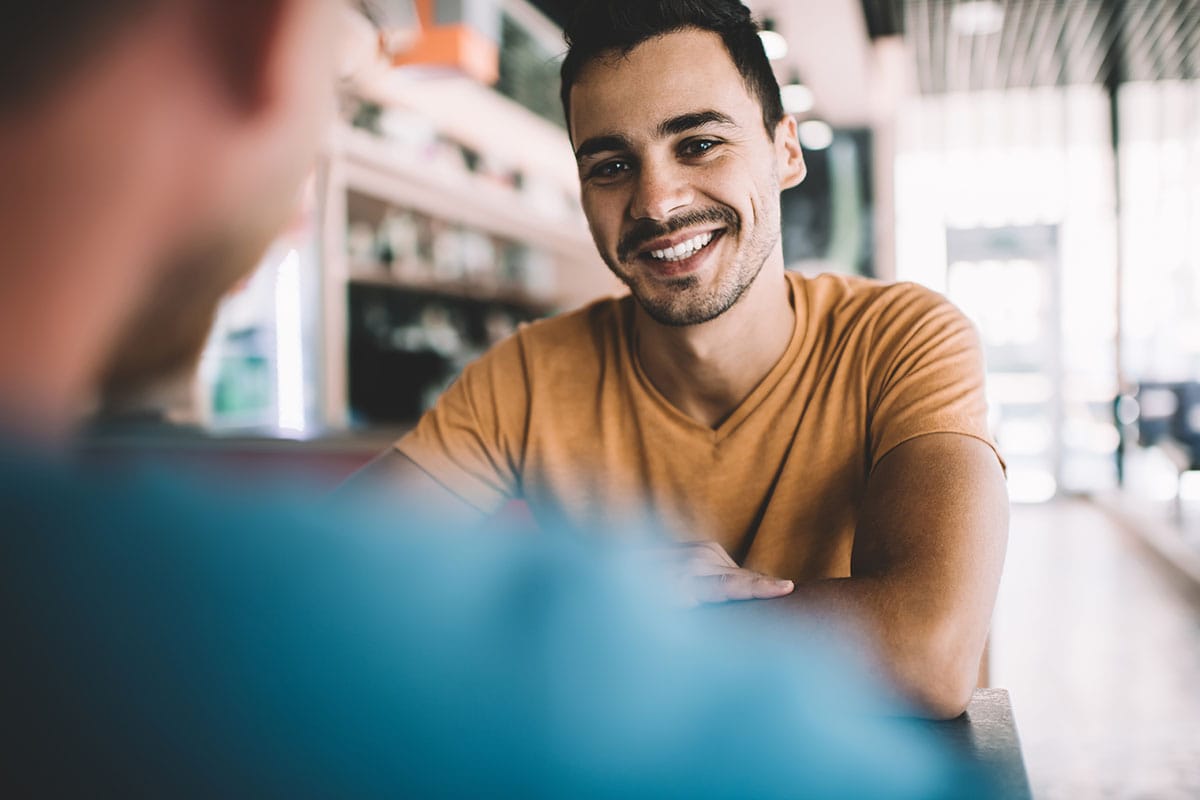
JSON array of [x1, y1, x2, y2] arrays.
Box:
[[630, 228, 726, 277], [644, 230, 718, 262], [637, 228, 725, 262], [617, 207, 738, 264]]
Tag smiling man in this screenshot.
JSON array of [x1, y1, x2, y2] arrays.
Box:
[[352, 0, 1009, 719]]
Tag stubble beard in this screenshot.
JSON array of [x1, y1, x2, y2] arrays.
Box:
[[601, 200, 780, 328]]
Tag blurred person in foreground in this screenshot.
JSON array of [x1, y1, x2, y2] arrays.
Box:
[[0, 0, 991, 796], [350, 0, 1010, 721]]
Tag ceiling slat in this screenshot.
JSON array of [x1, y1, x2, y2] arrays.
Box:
[[971, 0, 1004, 91], [946, 0, 964, 92], [921, 0, 936, 92], [1004, 0, 1044, 88], [1075, 1, 1113, 85], [1024, 0, 1068, 88], [917, 0, 935, 94], [1121, 0, 1159, 81], [1156, 0, 1190, 80], [984, 0, 1027, 90], [1056, 0, 1092, 85], [1177, 7, 1200, 80], [931, 1, 948, 93], [984, 0, 1015, 90], [965, 2, 984, 91], [1141, 0, 1180, 81], [1081, 3, 1122, 86], [1135, 4, 1163, 81]]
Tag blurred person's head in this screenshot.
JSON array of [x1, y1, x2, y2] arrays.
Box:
[[0, 0, 342, 438], [560, 0, 804, 327]]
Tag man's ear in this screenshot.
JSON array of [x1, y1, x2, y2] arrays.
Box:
[[775, 115, 806, 189], [198, 0, 291, 115]]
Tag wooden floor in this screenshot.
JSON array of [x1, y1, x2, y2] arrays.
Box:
[[991, 499, 1200, 799]]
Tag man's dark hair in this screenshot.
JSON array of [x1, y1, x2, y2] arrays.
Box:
[[559, 0, 784, 139]]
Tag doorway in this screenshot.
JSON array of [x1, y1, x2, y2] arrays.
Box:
[[946, 225, 1062, 501]]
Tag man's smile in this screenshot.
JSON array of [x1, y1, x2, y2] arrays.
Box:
[[641, 228, 722, 261], [634, 228, 727, 278], [616, 206, 740, 263]]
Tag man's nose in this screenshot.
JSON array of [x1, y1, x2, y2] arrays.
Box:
[[629, 160, 693, 221]]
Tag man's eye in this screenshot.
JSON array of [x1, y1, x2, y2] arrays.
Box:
[[682, 139, 720, 157], [590, 160, 631, 180]]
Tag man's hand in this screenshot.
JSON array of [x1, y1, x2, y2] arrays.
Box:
[[654, 541, 794, 607]]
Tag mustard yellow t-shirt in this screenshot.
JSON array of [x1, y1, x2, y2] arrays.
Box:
[[397, 271, 1001, 581]]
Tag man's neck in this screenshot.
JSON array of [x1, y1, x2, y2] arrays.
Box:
[[634, 262, 796, 429]]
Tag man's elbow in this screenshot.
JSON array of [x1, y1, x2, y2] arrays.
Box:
[[905, 671, 974, 720], [895, 629, 981, 720]]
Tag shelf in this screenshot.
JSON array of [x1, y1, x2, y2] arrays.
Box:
[[350, 73, 578, 189], [317, 108, 624, 431], [348, 269, 555, 312], [332, 124, 593, 263]]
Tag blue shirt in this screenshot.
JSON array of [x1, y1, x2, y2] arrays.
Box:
[[0, 447, 989, 797]]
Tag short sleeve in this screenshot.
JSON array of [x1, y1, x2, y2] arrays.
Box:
[[866, 284, 1004, 473], [395, 333, 530, 513]]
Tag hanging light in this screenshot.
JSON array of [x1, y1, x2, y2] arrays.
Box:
[[798, 120, 834, 150], [758, 18, 788, 60], [780, 70, 814, 114], [951, 1, 1005, 36]]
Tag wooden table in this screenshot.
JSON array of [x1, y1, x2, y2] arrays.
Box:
[[923, 688, 1032, 799]]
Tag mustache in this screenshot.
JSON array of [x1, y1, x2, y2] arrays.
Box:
[[617, 207, 739, 262]]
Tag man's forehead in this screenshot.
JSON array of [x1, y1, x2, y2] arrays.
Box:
[[573, 28, 737, 93], [568, 29, 755, 142]]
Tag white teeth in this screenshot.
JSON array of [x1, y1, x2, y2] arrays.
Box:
[[648, 231, 716, 262]]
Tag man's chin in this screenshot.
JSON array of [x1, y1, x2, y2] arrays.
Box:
[[606, 257, 744, 327], [632, 287, 732, 328]]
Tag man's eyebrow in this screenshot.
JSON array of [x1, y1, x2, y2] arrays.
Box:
[[574, 135, 632, 163], [657, 110, 738, 138]]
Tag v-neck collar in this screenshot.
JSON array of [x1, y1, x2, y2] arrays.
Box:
[[622, 273, 808, 444]]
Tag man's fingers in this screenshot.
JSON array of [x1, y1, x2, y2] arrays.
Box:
[[688, 570, 794, 605], [650, 540, 790, 606]]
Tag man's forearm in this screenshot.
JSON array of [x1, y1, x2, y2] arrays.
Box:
[[721, 434, 1008, 720], [698, 576, 985, 719]]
